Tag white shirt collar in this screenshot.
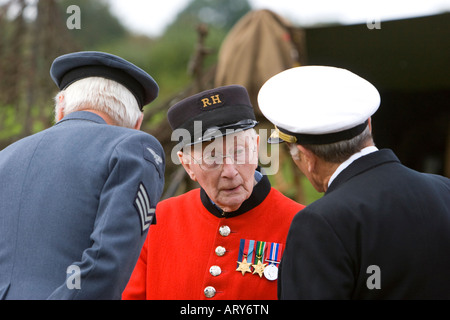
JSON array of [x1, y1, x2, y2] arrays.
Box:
[[328, 146, 379, 187]]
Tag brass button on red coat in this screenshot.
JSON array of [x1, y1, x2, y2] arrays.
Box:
[[209, 265, 222, 277], [215, 246, 226, 256], [204, 286, 216, 298], [219, 225, 231, 237]]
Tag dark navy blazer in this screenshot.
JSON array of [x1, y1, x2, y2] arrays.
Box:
[[279, 149, 450, 299], [0, 111, 165, 299]]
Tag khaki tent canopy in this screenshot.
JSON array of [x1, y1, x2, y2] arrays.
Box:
[[214, 9, 306, 115]]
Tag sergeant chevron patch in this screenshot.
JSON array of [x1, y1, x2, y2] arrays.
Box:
[[134, 182, 155, 234]]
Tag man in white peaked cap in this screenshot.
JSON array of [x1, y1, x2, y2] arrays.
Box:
[[258, 66, 450, 299]]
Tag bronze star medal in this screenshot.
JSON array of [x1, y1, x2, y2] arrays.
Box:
[[252, 241, 268, 278], [236, 255, 252, 276], [252, 259, 267, 278]]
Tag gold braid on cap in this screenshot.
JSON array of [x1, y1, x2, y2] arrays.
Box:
[[275, 126, 298, 143]]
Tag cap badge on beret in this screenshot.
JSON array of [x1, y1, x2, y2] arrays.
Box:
[[200, 93, 225, 109]]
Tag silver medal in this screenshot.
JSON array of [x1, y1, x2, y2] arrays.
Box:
[[263, 264, 278, 281]]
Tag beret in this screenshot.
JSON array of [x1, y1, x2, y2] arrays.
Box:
[[168, 85, 258, 147], [258, 66, 380, 144], [50, 51, 159, 110]]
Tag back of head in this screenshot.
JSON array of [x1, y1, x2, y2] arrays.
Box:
[[54, 77, 141, 128], [50, 51, 160, 129], [288, 125, 373, 163], [258, 66, 380, 162]]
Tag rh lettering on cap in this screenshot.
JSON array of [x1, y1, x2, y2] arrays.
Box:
[[201, 93, 224, 108]]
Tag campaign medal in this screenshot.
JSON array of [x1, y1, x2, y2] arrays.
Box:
[[252, 241, 267, 278], [236, 239, 255, 276], [263, 242, 282, 281]]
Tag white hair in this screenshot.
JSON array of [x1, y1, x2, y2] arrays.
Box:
[[54, 77, 142, 128], [287, 142, 301, 161]]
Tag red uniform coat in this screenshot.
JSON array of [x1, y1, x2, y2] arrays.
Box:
[[123, 175, 304, 300]]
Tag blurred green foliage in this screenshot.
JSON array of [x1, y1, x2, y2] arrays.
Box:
[[59, 0, 128, 48], [58, 0, 249, 106], [0, 0, 248, 141], [0, 0, 322, 204], [0, 106, 23, 140]]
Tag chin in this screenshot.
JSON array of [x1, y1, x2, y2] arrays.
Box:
[[218, 194, 249, 212]]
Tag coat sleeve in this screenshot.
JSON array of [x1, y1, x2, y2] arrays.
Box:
[[47, 133, 165, 300], [278, 208, 355, 299], [121, 237, 148, 300]]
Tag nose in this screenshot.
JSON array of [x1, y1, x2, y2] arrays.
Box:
[[221, 159, 239, 178]]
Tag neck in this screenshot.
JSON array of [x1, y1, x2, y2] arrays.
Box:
[[317, 162, 340, 193], [81, 108, 117, 126], [201, 174, 271, 219]]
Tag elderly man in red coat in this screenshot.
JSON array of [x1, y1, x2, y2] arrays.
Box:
[[122, 85, 304, 300]]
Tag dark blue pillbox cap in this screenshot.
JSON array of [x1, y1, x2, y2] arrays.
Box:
[[50, 51, 159, 110], [167, 85, 258, 147]]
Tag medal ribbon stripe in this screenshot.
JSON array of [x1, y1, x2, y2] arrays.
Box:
[[252, 241, 268, 278], [247, 240, 255, 264], [237, 239, 255, 268], [255, 241, 266, 263], [237, 239, 245, 265], [263, 242, 283, 281], [265, 242, 283, 264], [236, 239, 256, 276]]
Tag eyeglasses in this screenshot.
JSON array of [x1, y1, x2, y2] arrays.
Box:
[[189, 145, 257, 171]]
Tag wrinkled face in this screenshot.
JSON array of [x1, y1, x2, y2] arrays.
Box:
[[179, 130, 260, 213]]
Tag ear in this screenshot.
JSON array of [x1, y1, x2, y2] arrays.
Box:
[[297, 144, 316, 173], [368, 117, 372, 132], [134, 113, 144, 130], [178, 151, 197, 181], [255, 134, 260, 153], [56, 94, 65, 121], [56, 107, 65, 122], [253, 134, 261, 168]]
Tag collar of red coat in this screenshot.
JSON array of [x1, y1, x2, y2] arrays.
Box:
[[200, 170, 271, 219]]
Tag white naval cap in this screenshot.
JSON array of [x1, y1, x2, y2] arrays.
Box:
[[258, 66, 381, 144]]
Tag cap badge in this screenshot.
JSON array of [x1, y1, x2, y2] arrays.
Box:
[[274, 126, 297, 143], [200, 93, 224, 108], [147, 147, 163, 165]]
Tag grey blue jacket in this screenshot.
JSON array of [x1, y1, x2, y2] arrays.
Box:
[[0, 111, 165, 299]]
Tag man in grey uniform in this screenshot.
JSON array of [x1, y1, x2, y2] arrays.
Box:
[[0, 51, 165, 299]]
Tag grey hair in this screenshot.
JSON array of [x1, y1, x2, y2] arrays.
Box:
[[54, 77, 142, 128], [287, 142, 301, 161], [289, 125, 373, 163]]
